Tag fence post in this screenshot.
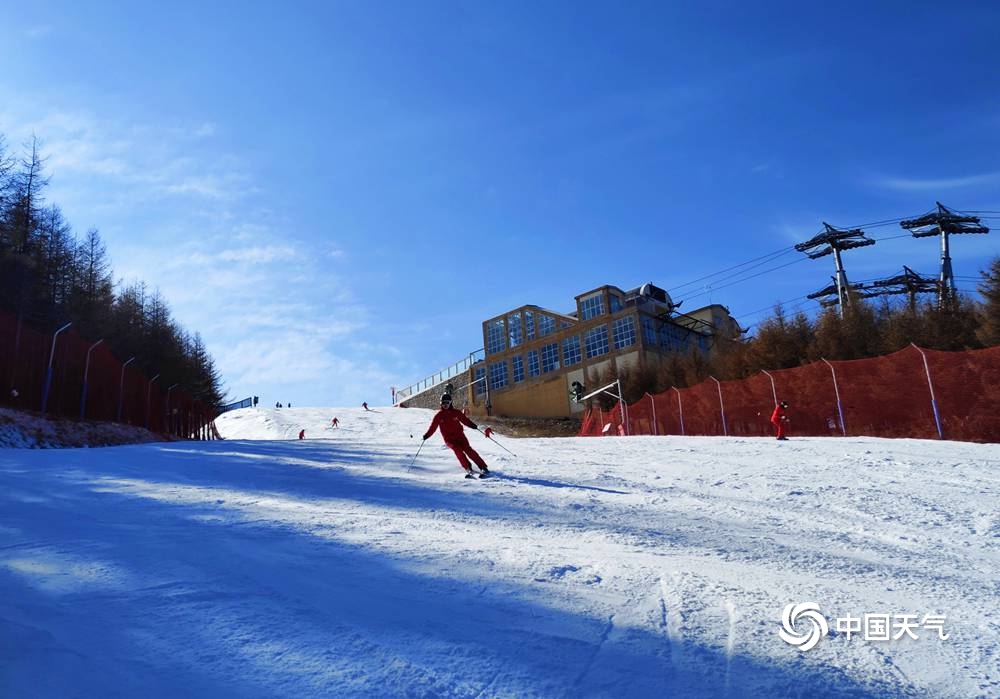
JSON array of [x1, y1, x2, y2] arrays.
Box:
[[821, 358, 847, 436], [761, 369, 777, 406], [146, 374, 160, 429], [118, 357, 136, 422], [672, 386, 685, 436], [80, 339, 104, 420], [710, 376, 728, 436], [41, 322, 72, 415], [647, 392, 657, 435], [911, 344, 944, 439]]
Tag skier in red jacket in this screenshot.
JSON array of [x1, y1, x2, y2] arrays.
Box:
[[771, 401, 789, 440], [422, 393, 491, 478]]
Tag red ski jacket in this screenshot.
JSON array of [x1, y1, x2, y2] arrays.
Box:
[[424, 407, 478, 445], [771, 405, 786, 425]]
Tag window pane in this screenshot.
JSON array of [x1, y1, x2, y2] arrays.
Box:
[[562, 335, 581, 366], [585, 325, 609, 358], [580, 293, 605, 321], [525, 311, 535, 341], [512, 355, 524, 382], [474, 367, 486, 395], [537, 314, 556, 337], [489, 361, 508, 390], [487, 318, 506, 355], [527, 349, 540, 377], [613, 316, 636, 349], [541, 342, 560, 373], [508, 312, 523, 348]]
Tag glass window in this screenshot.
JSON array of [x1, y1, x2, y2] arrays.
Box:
[[512, 355, 524, 383], [489, 361, 508, 390], [525, 310, 536, 341], [585, 325, 609, 358], [527, 349, 540, 377], [613, 316, 636, 349], [508, 312, 523, 348], [562, 335, 581, 366], [642, 317, 657, 346], [609, 294, 622, 313], [537, 314, 556, 337], [579, 293, 605, 321], [474, 366, 486, 395], [541, 342, 560, 373], [660, 324, 687, 351], [487, 318, 506, 355]]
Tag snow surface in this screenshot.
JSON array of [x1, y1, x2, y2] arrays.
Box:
[[2, 406, 998, 698]]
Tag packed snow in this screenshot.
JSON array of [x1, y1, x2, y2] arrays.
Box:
[[1, 406, 998, 698]]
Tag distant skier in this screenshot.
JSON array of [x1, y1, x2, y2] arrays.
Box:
[[298, 429, 305, 440], [362, 402, 369, 411], [331, 417, 339, 427], [771, 401, 789, 441], [422, 393, 490, 478]]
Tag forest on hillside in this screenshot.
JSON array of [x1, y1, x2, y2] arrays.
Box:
[[0, 133, 225, 410]]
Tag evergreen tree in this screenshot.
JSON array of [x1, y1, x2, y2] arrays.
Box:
[[747, 305, 812, 369], [918, 294, 981, 351], [809, 299, 880, 360], [69, 228, 116, 336], [976, 257, 1000, 347], [188, 333, 225, 409]]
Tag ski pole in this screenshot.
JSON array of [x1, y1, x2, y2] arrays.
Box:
[[478, 427, 516, 457], [406, 438, 426, 472]]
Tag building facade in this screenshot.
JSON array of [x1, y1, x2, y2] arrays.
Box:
[[422, 282, 741, 418]]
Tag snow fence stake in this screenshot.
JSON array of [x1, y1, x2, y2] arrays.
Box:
[[821, 358, 848, 436], [672, 386, 685, 436], [710, 376, 728, 437], [911, 344, 944, 439]]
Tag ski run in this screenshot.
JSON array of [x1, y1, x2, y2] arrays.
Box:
[[2, 406, 998, 698]]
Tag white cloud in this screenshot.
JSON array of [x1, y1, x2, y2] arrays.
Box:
[[871, 171, 1000, 192]]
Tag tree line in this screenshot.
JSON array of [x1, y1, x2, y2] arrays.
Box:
[[588, 259, 1000, 409], [0, 133, 225, 410]]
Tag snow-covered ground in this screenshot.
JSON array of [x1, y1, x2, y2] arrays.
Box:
[[2, 406, 998, 698]]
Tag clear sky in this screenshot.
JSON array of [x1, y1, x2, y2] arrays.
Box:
[[2, 1, 998, 407]]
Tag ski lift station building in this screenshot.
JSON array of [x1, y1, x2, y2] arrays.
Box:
[[395, 282, 743, 418]]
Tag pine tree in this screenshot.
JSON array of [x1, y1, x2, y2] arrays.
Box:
[[747, 305, 813, 370], [976, 257, 1000, 347], [69, 228, 115, 336]]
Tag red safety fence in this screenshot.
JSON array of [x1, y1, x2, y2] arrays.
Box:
[[0, 308, 217, 439], [579, 345, 1000, 443]]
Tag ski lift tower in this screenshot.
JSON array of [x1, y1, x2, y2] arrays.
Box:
[[900, 202, 989, 305], [796, 223, 876, 317], [858, 266, 940, 313]]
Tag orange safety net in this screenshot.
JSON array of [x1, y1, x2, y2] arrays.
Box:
[[579, 345, 1000, 443], [0, 308, 216, 438]]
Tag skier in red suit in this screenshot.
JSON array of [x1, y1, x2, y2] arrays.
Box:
[[422, 393, 490, 478], [771, 401, 789, 440]]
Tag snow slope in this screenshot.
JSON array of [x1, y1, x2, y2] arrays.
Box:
[[2, 406, 998, 698]]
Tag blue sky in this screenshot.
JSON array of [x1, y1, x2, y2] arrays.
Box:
[[2, 1, 998, 407]]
